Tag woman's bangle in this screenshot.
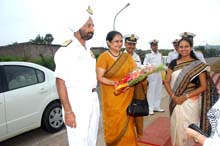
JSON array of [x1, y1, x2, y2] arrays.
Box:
[[171, 93, 175, 98], [65, 111, 73, 115]]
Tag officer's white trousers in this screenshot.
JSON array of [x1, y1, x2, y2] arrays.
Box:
[[65, 89, 100, 146], [147, 72, 162, 112]]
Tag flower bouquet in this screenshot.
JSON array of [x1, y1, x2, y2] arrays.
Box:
[[114, 64, 167, 95]]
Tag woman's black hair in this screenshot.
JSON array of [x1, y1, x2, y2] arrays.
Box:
[[106, 30, 123, 42], [177, 37, 198, 60]]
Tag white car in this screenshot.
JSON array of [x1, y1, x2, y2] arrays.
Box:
[[0, 61, 64, 142]]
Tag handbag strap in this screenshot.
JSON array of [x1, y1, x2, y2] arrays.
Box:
[[106, 116, 130, 146]]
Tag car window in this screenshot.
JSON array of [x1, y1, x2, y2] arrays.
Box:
[[36, 69, 45, 83], [4, 65, 44, 90]]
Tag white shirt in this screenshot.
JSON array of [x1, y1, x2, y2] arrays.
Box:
[[54, 37, 97, 90], [124, 50, 142, 66], [143, 51, 162, 66], [167, 50, 178, 64], [133, 52, 142, 66], [194, 51, 206, 64], [166, 50, 206, 64]]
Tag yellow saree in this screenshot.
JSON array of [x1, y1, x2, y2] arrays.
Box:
[[96, 51, 137, 146]]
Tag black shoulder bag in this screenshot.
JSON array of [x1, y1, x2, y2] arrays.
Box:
[[127, 82, 149, 117]]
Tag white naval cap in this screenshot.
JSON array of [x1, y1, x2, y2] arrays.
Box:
[[179, 32, 196, 39], [149, 39, 159, 45], [172, 39, 179, 44], [67, 0, 94, 32], [124, 34, 139, 44]]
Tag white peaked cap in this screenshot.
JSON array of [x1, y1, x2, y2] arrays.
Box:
[[66, 0, 94, 32], [179, 32, 196, 38], [149, 39, 159, 44]]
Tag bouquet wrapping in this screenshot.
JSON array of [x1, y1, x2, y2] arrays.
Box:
[[114, 64, 167, 94]]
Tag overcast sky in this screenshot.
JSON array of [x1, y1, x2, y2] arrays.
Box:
[[1, 0, 220, 50]]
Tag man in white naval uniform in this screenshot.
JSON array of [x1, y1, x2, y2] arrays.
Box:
[[166, 39, 179, 65], [143, 39, 164, 115], [180, 32, 206, 64], [124, 34, 142, 66], [54, 4, 100, 146]]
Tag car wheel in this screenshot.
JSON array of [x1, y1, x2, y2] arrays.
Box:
[[41, 101, 64, 133]]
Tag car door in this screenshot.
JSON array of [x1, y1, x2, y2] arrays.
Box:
[[0, 93, 7, 140], [0, 66, 7, 140], [3, 65, 49, 134]]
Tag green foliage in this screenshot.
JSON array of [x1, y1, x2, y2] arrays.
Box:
[[203, 48, 220, 57], [0, 56, 24, 61], [159, 49, 171, 56], [32, 54, 55, 71], [0, 55, 55, 71], [30, 33, 54, 45], [44, 34, 54, 44], [30, 34, 44, 44]]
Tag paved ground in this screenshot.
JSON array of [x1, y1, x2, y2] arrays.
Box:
[[0, 87, 169, 146]]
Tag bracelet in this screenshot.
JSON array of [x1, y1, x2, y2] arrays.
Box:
[[65, 111, 73, 114], [193, 133, 200, 143], [171, 93, 175, 98]]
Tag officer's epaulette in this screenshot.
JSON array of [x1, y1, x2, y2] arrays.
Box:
[[61, 39, 72, 47]]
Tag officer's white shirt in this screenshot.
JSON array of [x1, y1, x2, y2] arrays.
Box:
[[166, 50, 206, 64], [143, 51, 162, 66], [167, 50, 178, 64], [194, 51, 206, 64], [54, 37, 97, 91], [124, 50, 141, 66]]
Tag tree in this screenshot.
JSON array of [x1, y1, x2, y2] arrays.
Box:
[[44, 33, 54, 44], [30, 33, 54, 45], [30, 34, 44, 44]]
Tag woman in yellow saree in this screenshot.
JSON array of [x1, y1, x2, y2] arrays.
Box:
[[96, 30, 137, 146], [164, 37, 212, 146]]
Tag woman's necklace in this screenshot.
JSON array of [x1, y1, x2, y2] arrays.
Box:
[[108, 49, 121, 57]]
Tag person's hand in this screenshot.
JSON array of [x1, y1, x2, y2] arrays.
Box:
[[173, 95, 186, 105], [172, 96, 178, 103], [113, 81, 119, 88], [186, 127, 197, 139], [122, 86, 130, 93], [64, 112, 76, 128]]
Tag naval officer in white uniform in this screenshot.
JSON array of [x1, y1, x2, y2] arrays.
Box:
[[54, 3, 100, 146], [143, 39, 164, 115]]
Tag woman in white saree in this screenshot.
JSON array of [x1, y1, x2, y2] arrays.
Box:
[[164, 37, 211, 146]]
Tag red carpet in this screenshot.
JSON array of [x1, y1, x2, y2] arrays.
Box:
[[137, 117, 171, 146], [137, 117, 202, 146]]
